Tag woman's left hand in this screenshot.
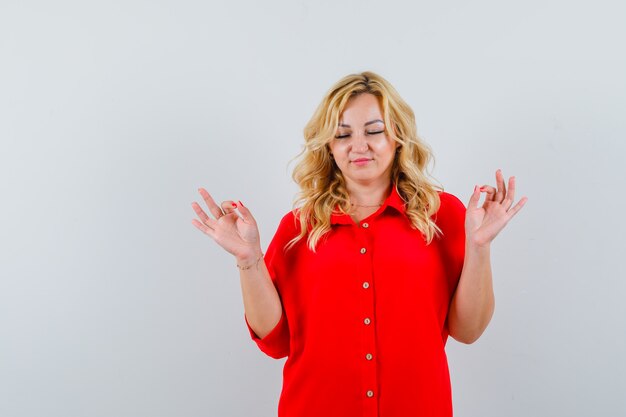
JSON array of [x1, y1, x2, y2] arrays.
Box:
[[465, 169, 528, 247]]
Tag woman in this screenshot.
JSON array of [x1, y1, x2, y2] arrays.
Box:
[[191, 71, 527, 417]]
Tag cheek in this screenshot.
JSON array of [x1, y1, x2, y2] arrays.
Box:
[[329, 141, 348, 155], [372, 138, 396, 157]]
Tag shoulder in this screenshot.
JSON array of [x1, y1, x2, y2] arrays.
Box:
[[271, 210, 302, 241], [437, 191, 466, 213], [434, 191, 466, 229], [277, 210, 301, 229]]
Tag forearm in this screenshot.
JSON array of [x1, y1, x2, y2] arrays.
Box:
[[237, 252, 283, 339], [448, 240, 495, 344]]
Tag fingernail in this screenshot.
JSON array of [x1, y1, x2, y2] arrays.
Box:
[[238, 200, 245, 207], [232, 202, 237, 208], [479, 186, 485, 191]]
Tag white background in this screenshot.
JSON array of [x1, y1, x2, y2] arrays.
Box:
[[1, 1, 625, 416]]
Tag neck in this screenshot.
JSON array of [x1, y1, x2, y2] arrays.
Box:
[[346, 178, 392, 207]]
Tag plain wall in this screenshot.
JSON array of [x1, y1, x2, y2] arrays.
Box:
[[1, 1, 625, 416]]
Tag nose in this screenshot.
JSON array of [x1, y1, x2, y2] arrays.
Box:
[[351, 132, 369, 153]]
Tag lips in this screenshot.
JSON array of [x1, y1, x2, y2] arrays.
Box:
[[352, 158, 372, 163]]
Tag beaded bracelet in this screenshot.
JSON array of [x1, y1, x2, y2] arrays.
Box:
[[236, 253, 264, 270]]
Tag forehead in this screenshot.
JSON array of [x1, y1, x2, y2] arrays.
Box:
[[339, 94, 383, 123]]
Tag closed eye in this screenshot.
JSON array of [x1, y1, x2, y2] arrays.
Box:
[[334, 131, 385, 139]]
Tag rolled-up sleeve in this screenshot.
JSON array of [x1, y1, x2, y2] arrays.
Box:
[[244, 309, 290, 359]]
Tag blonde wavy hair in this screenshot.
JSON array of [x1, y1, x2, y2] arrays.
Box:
[[289, 71, 443, 251]]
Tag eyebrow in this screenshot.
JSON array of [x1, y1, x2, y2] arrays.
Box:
[[338, 119, 384, 128]]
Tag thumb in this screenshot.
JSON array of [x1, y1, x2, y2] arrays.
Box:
[[467, 185, 481, 209], [236, 201, 256, 224]]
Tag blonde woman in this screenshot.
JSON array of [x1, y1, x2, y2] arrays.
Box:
[[191, 71, 527, 417]]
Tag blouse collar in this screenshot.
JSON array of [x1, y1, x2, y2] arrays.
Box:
[[330, 184, 406, 225]]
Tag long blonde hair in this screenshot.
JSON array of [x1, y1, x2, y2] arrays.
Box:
[[289, 71, 443, 251]]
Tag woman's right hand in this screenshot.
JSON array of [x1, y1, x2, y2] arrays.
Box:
[[191, 188, 262, 262]]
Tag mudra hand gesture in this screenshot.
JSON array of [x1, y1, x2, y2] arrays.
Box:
[[191, 188, 263, 264], [465, 169, 528, 247]]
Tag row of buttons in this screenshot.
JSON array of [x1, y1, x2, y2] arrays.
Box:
[[361, 222, 374, 399], [361, 220, 369, 394]]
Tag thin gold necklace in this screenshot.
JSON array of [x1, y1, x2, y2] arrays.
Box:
[[350, 202, 383, 208]]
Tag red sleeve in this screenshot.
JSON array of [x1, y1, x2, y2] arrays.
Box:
[[436, 192, 467, 298], [243, 211, 297, 359], [244, 309, 289, 359]]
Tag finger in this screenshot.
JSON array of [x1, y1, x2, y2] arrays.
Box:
[[236, 200, 256, 224], [191, 218, 216, 238], [221, 200, 239, 216], [468, 185, 482, 209], [502, 176, 516, 210], [191, 201, 218, 227], [191, 201, 217, 229], [480, 185, 497, 202], [198, 188, 225, 220], [495, 169, 506, 203], [506, 196, 528, 219]]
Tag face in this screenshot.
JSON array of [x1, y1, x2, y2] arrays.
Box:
[[328, 93, 398, 188]]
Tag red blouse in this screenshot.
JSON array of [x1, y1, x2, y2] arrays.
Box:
[[245, 186, 466, 417]]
